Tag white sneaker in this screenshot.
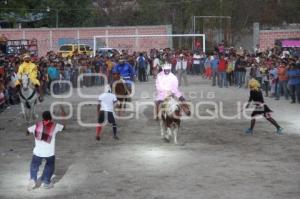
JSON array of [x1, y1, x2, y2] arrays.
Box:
[[27, 179, 36, 191], [41, 182, 53, 189]]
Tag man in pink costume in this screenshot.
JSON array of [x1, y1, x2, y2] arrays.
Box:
[[155, 63, 185, 119]]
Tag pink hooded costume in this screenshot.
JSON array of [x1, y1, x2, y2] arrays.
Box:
[[155, 64, 182, 101]]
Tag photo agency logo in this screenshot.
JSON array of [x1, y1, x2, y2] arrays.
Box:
[[50, 73, 253, 127]]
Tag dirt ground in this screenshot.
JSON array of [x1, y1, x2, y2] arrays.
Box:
[[0, 76, 300, 199]]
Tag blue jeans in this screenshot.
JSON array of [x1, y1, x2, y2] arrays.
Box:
[[212, 69, 218, 86], [199, 59, 205, 75], [218, 72, 227, 87], [51, 81, 59, 95], [277, 80, 289, 100], [236, 71, 246, 87], [193, 64, 200, 75], [30, 155, 55, 184], [234, 71, 239, 86], [289, 84, 300, 103]]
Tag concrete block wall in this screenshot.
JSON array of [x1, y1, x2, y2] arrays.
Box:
[[259, 29, 300, 50], [0, 25, 172, 56]]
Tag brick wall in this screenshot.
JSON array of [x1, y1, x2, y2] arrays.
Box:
[[0, 25, 172, 56], [259, 29, 300, 51]]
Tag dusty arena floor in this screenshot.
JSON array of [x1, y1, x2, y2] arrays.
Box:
[[0, 77, 300, 199]]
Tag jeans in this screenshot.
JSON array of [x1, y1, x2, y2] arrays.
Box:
[[199, 59, 205, 75], [273, 79, 279, 98], [30, 155, 55, 184], [227, 72, 234, 86], [193, 64, 200, 75], [138, 67, 146, 82], [234, 71, 246, 87], [234, 71, 239, 86], [218, 72, 227, 87], [84, 69, 92, 87], [237, 71, 246, 87], [49, 79, 59, 95], [177, 69, 188, 86], [289, 84, 300, 103], [263, 80, 270, 96], [212, 69, 218, 86], [277, 80, 289, 100]]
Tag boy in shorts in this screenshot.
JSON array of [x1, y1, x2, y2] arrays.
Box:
[[96, 85, 118, 140]]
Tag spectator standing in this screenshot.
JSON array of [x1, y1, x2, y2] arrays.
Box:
[[192, 51, 201, 75], [218, 54, 228, 88], [287, 63, 300, 103], [47, 61, 59, 94], [277, 61, 289, 100], [210, 54, 219, 86], [176, 54, 188, 86], [152, 55, 161, 79], [136, 53, 147, 82]]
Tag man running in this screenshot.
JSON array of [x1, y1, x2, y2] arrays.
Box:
[[96, 85, 119, 140]]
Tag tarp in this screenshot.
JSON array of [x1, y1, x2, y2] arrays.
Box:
[[281, 40, 300, 47]]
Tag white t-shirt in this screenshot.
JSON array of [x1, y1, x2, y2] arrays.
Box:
[[98, 92, 117, 112], [153, 58, 160, 68], [28, 123, 64, 157], [193, 54, 201, 64], [176, 60, 188, 70]]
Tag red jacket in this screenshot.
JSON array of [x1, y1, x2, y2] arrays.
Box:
[[218, 58, 228, 72]]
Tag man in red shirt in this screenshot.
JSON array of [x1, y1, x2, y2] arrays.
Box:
[[218, 54, 228, 88], [276, 61, 289, 100]]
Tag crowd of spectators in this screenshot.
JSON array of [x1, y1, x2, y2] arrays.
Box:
[[200, 46, 300, 104], [0, 45, 299, 112]]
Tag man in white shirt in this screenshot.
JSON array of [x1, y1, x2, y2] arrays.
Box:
[[176, 54, 188, 86], [27, 111, 64, 190], [96, 84, 118, 140], [193, 51, 201, 75]]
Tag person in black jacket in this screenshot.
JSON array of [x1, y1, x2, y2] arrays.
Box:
[[245, 78, 283, 134]]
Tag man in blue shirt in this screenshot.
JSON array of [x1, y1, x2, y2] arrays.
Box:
[[112, 56, 136, 91], [287, 63, 300, 103], [136, 53, 147, 82], [210, 54, 219, 86]]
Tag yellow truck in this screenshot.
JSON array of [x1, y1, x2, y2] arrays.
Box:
[[58, 44, 93, 57]]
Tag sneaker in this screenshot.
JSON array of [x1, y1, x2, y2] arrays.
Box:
[[27, 179, 36, 191], [41, 182, 53, 189], [276, 127, 283, 134], [245, 128, 253, 134]]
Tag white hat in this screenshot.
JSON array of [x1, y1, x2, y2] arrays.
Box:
[[179, 54, 184, 57], [23, 54, 30, 59], [162, 63, 172, 70], [104, 85, 112, 93]]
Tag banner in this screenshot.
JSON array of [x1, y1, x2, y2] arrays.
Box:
[[281, 40, 300, 47]]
